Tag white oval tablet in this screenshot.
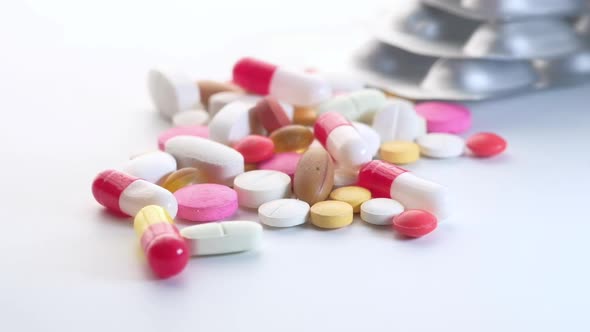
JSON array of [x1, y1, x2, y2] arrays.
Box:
[[416, 133, 465, 159], [148, 68, 200, 119], [180, 221, 262, 256], [121, 151, 177, 183], [360, 198, 404, 225], [258, 199, 310, 227], [233, 170, 291, 208], [165, 136, 244, 186], [209, 100, 263, 145], [372, 99, 422, 142], [352, 121, 380, 157], [172, 109, 210, 126]]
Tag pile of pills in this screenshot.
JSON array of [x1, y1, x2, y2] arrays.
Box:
[[91, 57, 507, 279]]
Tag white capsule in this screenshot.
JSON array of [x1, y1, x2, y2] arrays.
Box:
[[351, 121, 380, 157], [208, 100, 263, 145], [258, 199, 310, 227], [326, 126, 372, 169], [120, 151, 177, 183], [233, 170, 291, 209], [180, 221, 263, 256], [119, 179, 178, 218], [391, 172, 449, 219], [372, 99, 422, 142], [165, 136, 244, 186], [416, 133, 465, 158], [172, 109, 210, 126], [147, 68, 200, 119], [318, 89, 387, 121], [360, 198, 404, 226]]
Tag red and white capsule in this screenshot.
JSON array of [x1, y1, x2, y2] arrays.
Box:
[[92, 169, 178, 218], [357, 160, 449, 219], [314, 112, 372, 169], [232, 57, 332, 106]]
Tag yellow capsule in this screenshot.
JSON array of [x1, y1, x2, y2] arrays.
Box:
[[379, 141, 420, 165], [134, 205, 174, 237], [329, 186, 372, 213], [310, 200, 353, 229], [160, 167, 207, 193], [270, 125, 314, 153], [293, 106, 317, 126]]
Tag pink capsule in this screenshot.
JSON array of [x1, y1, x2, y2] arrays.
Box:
[[232, 57, 332, 106], [314, 112, 371, 169], [357, 160, 450, 219], [92, 170, 178, 218]]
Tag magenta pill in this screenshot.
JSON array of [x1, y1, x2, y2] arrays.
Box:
[[257, 152, 301, 179], [415, 102, 471, 134], [173, 183, 238, 222], [157, 126, 209, 150]]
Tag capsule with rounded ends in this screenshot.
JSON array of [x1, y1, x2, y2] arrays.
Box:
[[232, 57, 332, 106], [314, 112, 372, 169], [92, 170, 178, 218], [317, 89, 387, 121], [159, 167, 207, 193], [293, 147, 334, 205], [134, 205, 189, 278], [357, 160, 449, 219], [180, 221, 262, 256]]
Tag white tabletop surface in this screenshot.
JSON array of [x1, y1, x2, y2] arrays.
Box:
[[1, 1, 590, 331]]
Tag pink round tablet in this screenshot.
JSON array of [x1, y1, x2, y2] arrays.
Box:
[[174, 184, 238, 222], [257, 152, 301, 179], [158, 126, 209, 150], [415, 102, 471, 134]]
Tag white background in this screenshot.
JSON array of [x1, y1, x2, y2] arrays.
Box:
[[1, 1, 590, 331]]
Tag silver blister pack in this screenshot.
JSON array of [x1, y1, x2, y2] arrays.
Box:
[[352, 41, 590, 101], [422, 0, 590, 21], [375, 1, 586, 60], [352, 41, 540, 100]]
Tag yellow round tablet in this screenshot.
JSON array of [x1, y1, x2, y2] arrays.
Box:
[[310, 201, 353, 229], [379, 141, 420, 164], [329, 186, 372, 213]]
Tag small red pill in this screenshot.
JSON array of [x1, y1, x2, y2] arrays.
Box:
[[392, 210, 437, 238], [233, 135, 275, 163], [466, 132, 507, 158]]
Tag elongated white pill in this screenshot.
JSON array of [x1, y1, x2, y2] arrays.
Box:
[[209, 100, 264, 145], [180, 221, 263, 256], [258, 198, 310, 227], [148, 68, 200, 119], [165, 136, 244, 186], [172, 109, 210, 126]]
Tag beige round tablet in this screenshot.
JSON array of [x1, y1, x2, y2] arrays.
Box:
[[379, 141, 420, 164], [310, 201, 353, 229], [328, 186, 372, 213]]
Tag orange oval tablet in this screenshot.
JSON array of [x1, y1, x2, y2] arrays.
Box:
[[293, 147, 334, 205], [270, 125, 314, 153]]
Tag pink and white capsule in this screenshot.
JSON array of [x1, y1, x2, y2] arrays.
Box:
[[314, 112, 372, 169], [232, 57, 332, 106], [92, 169, 178, 218]]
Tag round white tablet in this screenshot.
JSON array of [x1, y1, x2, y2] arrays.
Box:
[[233, 170, 292, 209], [172, 109, 210, 126], [148, 68, 200, 119], [416, 133, 465, 158], [372, 99, 422, 142], [360, 198, 404, 225], [352, 121, 380, 157], [258, 199, 310, 227]]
